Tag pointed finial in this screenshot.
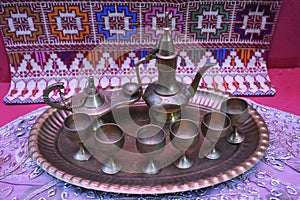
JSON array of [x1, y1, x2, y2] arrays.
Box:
[[85, 76, 97, 95], [165, 12, 171, 28]]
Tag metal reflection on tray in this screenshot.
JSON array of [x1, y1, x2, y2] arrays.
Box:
[[30, 13, 270, 194]]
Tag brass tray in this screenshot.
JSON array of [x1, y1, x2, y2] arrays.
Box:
[[28, 88, 269, 194]]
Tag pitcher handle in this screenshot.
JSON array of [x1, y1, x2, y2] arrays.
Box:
[[43, 82, 72, 111], [134, 48, 158, 94]]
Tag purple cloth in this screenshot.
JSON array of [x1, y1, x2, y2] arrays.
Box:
[[0, 101, 299, 199]]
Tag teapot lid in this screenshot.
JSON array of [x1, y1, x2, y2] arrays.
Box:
[[157, 12, 176, 57], [83, 76, 98, 95]]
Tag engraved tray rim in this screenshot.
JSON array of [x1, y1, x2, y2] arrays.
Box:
[[28, 87, 269, 194]]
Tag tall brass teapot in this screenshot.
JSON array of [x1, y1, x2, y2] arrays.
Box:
[[135, 14, 215, 123]]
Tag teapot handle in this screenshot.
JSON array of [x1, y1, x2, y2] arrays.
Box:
[[43, 82, 72, 111], [134, 48, 158, 93]]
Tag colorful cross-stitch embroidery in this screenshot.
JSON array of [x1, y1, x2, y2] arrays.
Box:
[[0, 0, 282, 104]]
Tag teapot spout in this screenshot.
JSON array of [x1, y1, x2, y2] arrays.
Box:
[[189, 63, 216, 97]]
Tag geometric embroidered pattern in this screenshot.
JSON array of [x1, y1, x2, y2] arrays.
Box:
[[0, 1, 282, 51], [97, 6, 137, 40], [235, 4, 276, 40], [48, 6, 90, 41], [0, 0, 282, 103], [4, 48, 275, 104], [191, 4, 229, 39]]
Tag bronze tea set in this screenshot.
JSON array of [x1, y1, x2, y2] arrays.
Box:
[[43, 15, 251, 175]]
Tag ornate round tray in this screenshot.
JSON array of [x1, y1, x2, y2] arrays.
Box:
[[28, 87, 269, 194]]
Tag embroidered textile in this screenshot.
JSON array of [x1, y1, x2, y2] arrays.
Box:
[[0, 1, 282, 103]]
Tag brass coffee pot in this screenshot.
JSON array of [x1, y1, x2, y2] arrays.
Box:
[[135, 13, 215, 122]]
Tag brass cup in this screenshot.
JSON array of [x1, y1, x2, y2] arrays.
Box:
[[94, 123, 124, 174], [170, 119, 199, 169], [221, 98, 249, 144], [200, 111, 231, 160], [136, 125, 166, 175], [63, 113, 93, 161]]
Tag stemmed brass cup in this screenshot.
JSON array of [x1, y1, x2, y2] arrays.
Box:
[[200, 111, 231, 160], [170, 119, 199, 169], [95, 123, 125, 174], [220, 98, 249, 144], [136, 125, 166, 175], [63, 113, 93, 161]]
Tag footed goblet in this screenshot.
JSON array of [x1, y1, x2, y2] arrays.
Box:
[[170, 119, 199, 169], [63, 113, 93, 161], [95, 123, 124, 174], [201, 111, 231, 160], [136, 125, 166, 175], [221, 98, 249, 144]]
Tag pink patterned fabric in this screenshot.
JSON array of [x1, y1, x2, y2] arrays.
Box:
[[0, 101, 299, 199], [0, 0, 282, 103]]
